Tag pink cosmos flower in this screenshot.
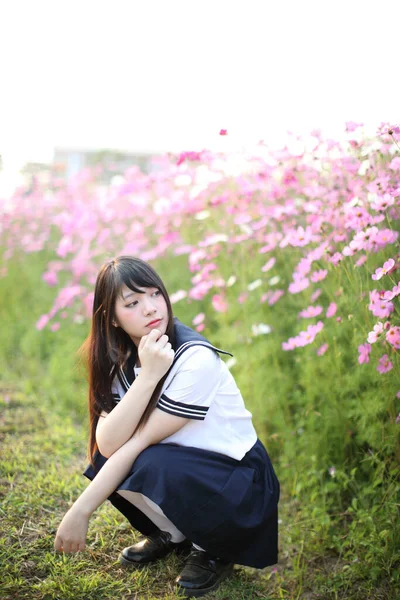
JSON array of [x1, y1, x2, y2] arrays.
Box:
[[386, 326, 400, 349], [383, 282, 400, 301], [367, 322, 384, 344], [50, 322, 60, 332], [389, 157, 400, 170], [288, 226, 315, 247], [56, 236, 74, 258], [176, 151, 204, 166], [36, 314, 50, 330], [289, 278, 309, 294], [170, 290, 187, 304], [212, 294, 228, 313], [42, 271, 58, 286], [329, 252, 343, 265], [377, 354, 393, 374], [189, 281, 214, 300], [268, 290, 284, 305], [375, 229, 398, 248], [349, 227, 379, 253], [299, 305, 323, 318], [317, 343, 328, 356], [296, 321, 324, 347], [370, 194, 395, 211], [397, 391, 400, 399], [311, 289, 322, 302], [310, 269, 328, 283], [219, 129, 228, 135], [196, 324, 205, 332], [345, 121, 364, 132], [377, 122, 400, 136], [282, 338, 297, 351], [295, 258, 312, 276], [342, 246, 354, 257], [192, 313, 205, 326], [358, 343, 371, 364], [326, 302, 337, 318], [372, 258, 395, 280], [396, 414, 400, 425], [345, 206, 372, 232], [355, 255, 367, 268], [189, 249, 207, 271], [368, 289, 394, 318], [261, 257, 276, 272], [83, 292, 94, 317]]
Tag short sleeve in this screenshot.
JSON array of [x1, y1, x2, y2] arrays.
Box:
[[156, 347, 220, 420]]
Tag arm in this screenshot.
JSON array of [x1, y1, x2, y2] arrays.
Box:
[[54, 347, 219, 553], [96, 371, 159, 458], [96, 328, 172, 458], [54, 408, 189, 553]]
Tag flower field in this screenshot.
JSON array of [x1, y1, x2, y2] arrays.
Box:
[[1, 122, 399, 598]]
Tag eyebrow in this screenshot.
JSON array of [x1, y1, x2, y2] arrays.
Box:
[[121, 287, 157, 300], [122, 291, 138, 300]]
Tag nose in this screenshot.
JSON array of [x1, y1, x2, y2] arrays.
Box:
[[143, 297, 157, 315]]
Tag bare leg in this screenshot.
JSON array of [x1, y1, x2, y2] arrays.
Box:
[[117, 490, 186, 543]]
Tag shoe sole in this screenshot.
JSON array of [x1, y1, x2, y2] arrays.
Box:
[[119, 553, 150, 567], [175, 563, 234, 598]]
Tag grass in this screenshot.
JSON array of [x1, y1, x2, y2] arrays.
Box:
[[0, 385, 279, 600], [1, 384, 399, 600]]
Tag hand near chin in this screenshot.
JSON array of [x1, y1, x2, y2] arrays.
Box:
[[54, 506, 89, 553], [139, 328, 175, 382]]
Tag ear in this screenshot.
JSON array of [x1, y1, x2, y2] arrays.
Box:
[[104, 309, 118, 328]]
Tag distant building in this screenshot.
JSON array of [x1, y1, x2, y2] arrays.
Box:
[[52, 147, 165, 182]]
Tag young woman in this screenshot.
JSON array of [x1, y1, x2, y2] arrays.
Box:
[[54, 256, 280, 598]]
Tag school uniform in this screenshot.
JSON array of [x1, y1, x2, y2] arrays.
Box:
[[83, 317, 280, 569]]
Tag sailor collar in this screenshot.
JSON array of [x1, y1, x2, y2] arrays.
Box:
[[115, 316, 233, 393]]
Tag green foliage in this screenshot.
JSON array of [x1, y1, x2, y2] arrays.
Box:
[[1, 245, 400, 598]]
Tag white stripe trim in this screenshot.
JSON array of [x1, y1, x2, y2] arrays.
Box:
[[158, 397, 208, 416], [173, 341, 195, 362], [157, 404, 207, 419], [119, 367, 130, 390]]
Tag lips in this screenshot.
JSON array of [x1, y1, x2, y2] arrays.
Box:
[[146, 318, 162, 327]]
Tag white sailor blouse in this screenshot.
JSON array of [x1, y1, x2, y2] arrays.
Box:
[[111, 318, 258, 461]]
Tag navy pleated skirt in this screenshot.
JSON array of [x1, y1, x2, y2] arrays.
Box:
[[83, 439, 280, 568]]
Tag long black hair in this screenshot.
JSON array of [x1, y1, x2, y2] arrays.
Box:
[[80, 256, 175, 463]]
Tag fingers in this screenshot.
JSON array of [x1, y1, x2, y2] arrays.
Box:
[[141, 330, 170, 347], [54, 540, 84, 553], [54, 535, 63, 551], [54, 534, 85, 554]]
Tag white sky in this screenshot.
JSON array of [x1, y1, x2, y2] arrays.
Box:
[[0, 0, 399, 171]]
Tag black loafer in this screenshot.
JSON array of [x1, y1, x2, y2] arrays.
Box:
[[175, 550, 234, 597], [119, 531, 191, 566]]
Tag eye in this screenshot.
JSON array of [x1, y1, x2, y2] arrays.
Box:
[[126, 300, 138, 308], [152, 290, 161, 297]]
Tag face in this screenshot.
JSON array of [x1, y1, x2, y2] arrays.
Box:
[[113, 283, 169, 346]]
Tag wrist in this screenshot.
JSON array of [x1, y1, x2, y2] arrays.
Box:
[[136, 370, 160, 388], [72, 496, 94, 519]]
